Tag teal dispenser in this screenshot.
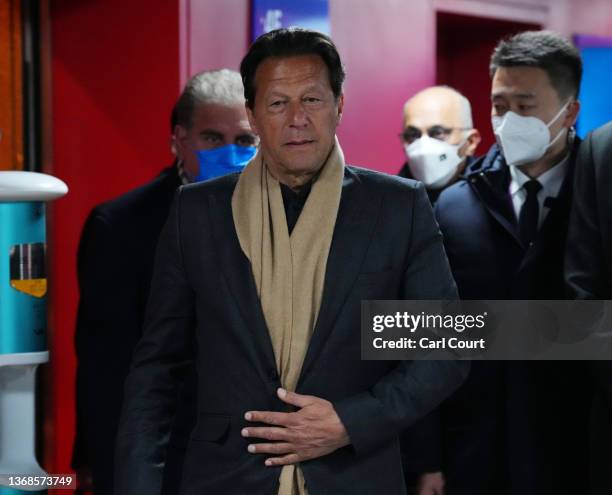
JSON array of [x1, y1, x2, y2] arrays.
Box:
[[0, 172, 68, 494]]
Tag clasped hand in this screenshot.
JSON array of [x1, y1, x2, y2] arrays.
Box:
[[242, 388, 350, 466]]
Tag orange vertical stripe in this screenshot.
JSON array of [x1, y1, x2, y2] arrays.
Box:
[[0, 0, 23, 171]]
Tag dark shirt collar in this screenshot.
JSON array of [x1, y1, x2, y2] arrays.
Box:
[[280, 181, 312, 202], [280, 181, 313, 235]]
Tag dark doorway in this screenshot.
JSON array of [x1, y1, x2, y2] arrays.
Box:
[[436, 12, 540, 153]]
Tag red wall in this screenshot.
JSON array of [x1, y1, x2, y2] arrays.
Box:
[[47, 0, 179, 473]]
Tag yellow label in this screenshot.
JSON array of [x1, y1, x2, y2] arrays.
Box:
[[10, 278, 47, 298]]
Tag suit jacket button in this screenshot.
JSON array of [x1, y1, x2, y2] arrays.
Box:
[[268, 368, 278, 381]]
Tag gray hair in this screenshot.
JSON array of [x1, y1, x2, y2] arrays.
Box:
[[171, 69, 245, 130]]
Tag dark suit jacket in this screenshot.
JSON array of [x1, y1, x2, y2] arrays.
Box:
[[566, 121, 612, 495], [396, 159, 473, 489], [73, 165, 192, 495], [114, 166, 469, 495], [436, 143, 581, 299], [427, 142, 591, 495]]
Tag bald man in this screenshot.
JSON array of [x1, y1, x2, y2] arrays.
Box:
[[398, 86, 481, 203]]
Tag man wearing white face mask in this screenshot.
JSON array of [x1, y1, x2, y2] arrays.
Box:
[[416, 31, 593, 495], [398, 86, 481, 204]]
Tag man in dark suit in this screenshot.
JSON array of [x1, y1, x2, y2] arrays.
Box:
[[114, 28, 468, 495], [566, 121, 612, 495], [414, 31, 591, 495], [397, 86, 480, 204], [73, 69, 258, 495]]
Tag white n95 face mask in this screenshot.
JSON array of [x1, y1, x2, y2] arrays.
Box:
[[492, 100, 570, 167], [404, 135, 464, 190]]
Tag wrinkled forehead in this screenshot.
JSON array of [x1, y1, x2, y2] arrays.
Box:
[[403, 93, 464, 130]]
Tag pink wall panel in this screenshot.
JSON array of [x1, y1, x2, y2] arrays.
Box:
[[330, 0, 436, 173], [567, 0, 612, 37], [181, 0, 251, 84], [549, 0, 612, 38]]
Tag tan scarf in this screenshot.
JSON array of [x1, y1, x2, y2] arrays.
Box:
[[232, 137, 345, 495]]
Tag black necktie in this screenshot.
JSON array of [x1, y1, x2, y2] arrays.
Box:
[[519, 179, 542, 246]]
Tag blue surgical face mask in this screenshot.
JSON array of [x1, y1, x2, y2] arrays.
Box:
[[194, 144, 257, 181]]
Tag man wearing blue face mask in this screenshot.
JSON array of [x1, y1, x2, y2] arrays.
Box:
[[194, 144, 258, 181], [172, 72, 258, 183], [413, 31, 593, 495], [73, 69, 257, 495]]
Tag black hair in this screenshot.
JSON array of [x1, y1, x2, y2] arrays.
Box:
[[240, 28, 345, 108], [490, 30, 582, 100]]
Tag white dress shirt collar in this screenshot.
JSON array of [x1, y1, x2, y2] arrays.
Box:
[[509, 153, 570, 227]]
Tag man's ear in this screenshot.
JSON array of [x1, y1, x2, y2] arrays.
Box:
[[564, 99, 581, 129], [336, 93, 345, 124], [246, 103, 259, 136], [173, 125, 188, 160], [461, 129, 481, 157]]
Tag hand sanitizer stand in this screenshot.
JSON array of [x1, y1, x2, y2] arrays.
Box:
[[0, 172, 68, 494]]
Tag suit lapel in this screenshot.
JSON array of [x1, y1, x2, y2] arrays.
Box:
[[298, 168, 382, 386], [208, 191, 278, 386], [469, 167, 523, 248]]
